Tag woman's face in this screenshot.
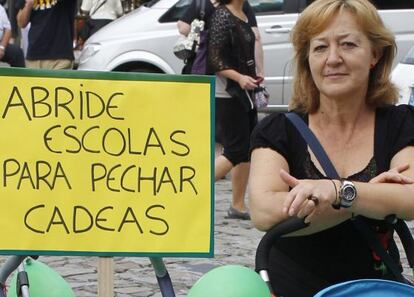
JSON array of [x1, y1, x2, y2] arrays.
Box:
[[308, 10, 379, 101]]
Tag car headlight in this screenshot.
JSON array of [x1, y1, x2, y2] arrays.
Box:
[[79, 43, 102, 65]]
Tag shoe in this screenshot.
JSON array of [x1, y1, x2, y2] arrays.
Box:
[[225, 206, 250, 220]]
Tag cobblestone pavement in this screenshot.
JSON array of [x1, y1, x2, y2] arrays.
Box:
[[1, 178, 413, 296]]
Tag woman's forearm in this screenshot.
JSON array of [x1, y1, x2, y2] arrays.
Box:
[[250, 188, 351, 234], [351, 181, 414, 220], [217, 68, 242, 82]]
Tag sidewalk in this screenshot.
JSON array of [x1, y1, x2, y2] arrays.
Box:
[[1, 177, 413, 296]]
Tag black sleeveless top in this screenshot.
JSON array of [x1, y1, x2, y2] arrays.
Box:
[[250, 105, 414, 296]]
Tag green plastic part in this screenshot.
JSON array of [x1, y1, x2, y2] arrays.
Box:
[[7, 258, 75, 297], [187, 265, 270, 297]]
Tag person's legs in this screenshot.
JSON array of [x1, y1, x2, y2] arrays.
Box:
[[26, 59, 73, 70], [231, 161, 250, 212], [226, 108, 257, 219], [215, 154, 233, 181], [3, 43, 25, 67], [215, 143, 223, 158], [215, 98, 236, 181], [215, 97, 255, 219]]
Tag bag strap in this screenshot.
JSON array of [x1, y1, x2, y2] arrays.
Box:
[[394, 219, 414, 269], [285, 112, 412, 283], [285, 113, 337, 178], [196, 0, 206, 20], [90, 0, 108, 16]]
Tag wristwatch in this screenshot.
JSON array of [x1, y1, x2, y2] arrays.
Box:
[[338, 179, 357, 208]]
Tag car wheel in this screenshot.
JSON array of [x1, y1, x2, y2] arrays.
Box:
[[114, 63, 164, 74]]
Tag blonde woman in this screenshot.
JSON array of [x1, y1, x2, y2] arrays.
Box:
[[249, 0, 414, 296]]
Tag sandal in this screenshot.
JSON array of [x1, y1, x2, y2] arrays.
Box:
[[225, 206, 250, 220]]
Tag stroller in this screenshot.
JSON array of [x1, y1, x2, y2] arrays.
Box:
[[255, 217, 414, 297]]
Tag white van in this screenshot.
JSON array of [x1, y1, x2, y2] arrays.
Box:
[[77, 0, 414, 109]]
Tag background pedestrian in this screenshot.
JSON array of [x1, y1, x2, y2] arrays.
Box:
[[0, 4, 24, 67], [16, 0, 77, 70], [209, 0, 263, 220], [80, 0, 123, 42]]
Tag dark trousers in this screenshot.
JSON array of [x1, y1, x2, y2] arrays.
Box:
[[1, 43, 25, 67]]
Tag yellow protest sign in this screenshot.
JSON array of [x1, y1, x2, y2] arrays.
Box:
[[0, 68, 214, 257]]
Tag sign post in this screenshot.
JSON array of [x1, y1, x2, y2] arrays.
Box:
[[98, 257, 114, 297]]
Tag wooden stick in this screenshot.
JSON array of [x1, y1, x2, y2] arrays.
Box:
[[98, 257, 114, 297]]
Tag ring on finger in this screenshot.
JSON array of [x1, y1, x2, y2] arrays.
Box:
[[308, 195, 319, 206]]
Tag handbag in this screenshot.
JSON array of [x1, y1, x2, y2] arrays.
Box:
[[252, 85, 269, 109], [173, 0, 206, 62], [242, 85, 269, 109], [285, 112, 414, 285]]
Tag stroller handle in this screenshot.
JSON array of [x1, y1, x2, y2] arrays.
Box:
[[255, 217, 309, 296], [255, 217, 309, 272]]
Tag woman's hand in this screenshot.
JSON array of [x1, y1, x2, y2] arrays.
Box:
[[280, 169, 336, 223], [370, 164, 414, 184], [238, 75, 257, 90]]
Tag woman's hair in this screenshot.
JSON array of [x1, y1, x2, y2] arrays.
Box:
[[218, 0, 231, 4], [290, 0, 398, 113]]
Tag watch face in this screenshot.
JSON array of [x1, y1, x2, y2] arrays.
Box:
[[339, 181, 357, 208], [343, 185, 356, 201]]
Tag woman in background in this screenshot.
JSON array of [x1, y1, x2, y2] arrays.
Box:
[[80, 0, 123, 38], [208, 0, 262, 219]]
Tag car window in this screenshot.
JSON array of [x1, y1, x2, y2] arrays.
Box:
[[159, 0, 285, 23], [143, 0, 162, 8], [306, 0, 414, 9], [159, 0, 192, 23], [249, 0, 283, 15], [372, 0, 414, 9], [402, 47, 414, 65]]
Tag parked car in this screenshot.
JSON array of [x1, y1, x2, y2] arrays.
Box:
[[392, 45, 414, 106], [78, 0, 414, 109]]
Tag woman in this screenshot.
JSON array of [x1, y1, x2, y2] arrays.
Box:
[[177, 0, 263, 77], [249, 0, 414, 296], [0, 4, 25, 67], [80, 0, 123, 39], [208, 0, 262, 219]]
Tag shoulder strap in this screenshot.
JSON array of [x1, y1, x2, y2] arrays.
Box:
[[90, 0, 108, 16], [285, 111, 412, 283], [395, 219, 414, 270], [285, 112, 338, 178], [195, 0, 205, 20]]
